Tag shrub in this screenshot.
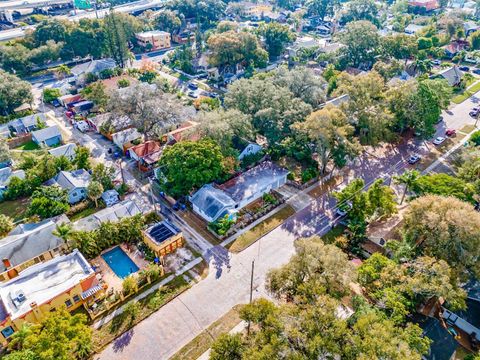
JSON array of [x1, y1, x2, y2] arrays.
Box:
[[209, 214, 236, 236], [122, 276, 137, 295], [301, 167, 318, 183], [123, 300, 140, 324], [117, 79, 130, 88], [470, 130, 480, 146], [262, 192, 277, 205], [0, 214, 14, 236]]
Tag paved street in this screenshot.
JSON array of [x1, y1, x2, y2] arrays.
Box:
[[95, 90, 479, 359]]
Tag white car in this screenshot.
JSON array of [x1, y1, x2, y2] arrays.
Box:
[[432, 136, 446, 145], [336, 201, 352, 217]]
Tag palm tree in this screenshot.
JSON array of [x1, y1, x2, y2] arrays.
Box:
[[87, 181, 104, 208], [394, 170, 420, 204], [53, 223, 72, 243]]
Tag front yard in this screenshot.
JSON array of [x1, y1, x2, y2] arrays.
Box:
[[92, 275, 190, 353], [228, 204, 295, 253]]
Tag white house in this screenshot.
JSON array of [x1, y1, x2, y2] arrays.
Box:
[[190, 162, 289, 223], [50, 169, 91, 204], [112, 128, 143, 152]]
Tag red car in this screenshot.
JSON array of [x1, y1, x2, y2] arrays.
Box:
[[446, 129, 456, 137]]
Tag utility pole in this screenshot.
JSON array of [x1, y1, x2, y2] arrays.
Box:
[[118, 159, 125, 184], [247, 260, 255, 336]]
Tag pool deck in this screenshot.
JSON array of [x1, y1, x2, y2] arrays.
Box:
[[91, 244, 149, 291]]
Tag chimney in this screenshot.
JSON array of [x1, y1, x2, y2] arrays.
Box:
[[2, 258, 11, 269]]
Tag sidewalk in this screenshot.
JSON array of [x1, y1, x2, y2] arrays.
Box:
[[93, 257, 202, 330]]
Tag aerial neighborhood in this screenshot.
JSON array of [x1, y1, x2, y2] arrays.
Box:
[[0, 0, 480, 359]]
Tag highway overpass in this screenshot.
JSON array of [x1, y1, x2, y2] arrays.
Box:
[[0, 0, 165, 41], [0, 0, 71, 11]]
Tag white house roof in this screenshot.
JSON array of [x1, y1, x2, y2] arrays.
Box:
[[54, 169, 91, 190], [435, 66, 463, 86], [0, 249, 93, 321], [72, 200, 142, 232], [136, 30, 170, 38], [31, 125, 61, 142], [0, 167, 25, 186], [70, 58, 116, 77], [189, 184, 236, 221], [0, 214, 70, 271], [48, 143, 77, 158], [112, 128, 142, 147], [219, 161, 289, 203]]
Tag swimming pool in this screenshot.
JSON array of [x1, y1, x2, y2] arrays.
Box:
[[101, 246, 139, 279]]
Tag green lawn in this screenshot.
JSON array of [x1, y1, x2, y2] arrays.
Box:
[[452, 81, 480, 104], [0, 198, 30, 222], [16, 140, 40, 151], [321, 224, 347, 244], [229, 205, 295, 253], [68, 205, 98, 222]]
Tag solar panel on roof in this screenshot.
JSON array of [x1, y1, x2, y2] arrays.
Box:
[[149, 223, 175, 244]]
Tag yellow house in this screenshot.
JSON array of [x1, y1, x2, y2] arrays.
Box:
[[143, 220, 184, 258], [136, 30, 171, 51], [0, 215, 70, 282], [0, 249, 104, 346]]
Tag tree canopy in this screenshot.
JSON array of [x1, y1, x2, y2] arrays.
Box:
[[5, 308, 92, 360], [0, 70, 33, 115], [158, 139, 227, 197], [401, 195, 480, 278]]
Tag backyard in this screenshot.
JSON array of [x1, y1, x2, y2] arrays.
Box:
[[0, 197, 29, 221]]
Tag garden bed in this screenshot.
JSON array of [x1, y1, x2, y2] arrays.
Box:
[[209, 191, 286, 240], [91, 275, 190, 353]]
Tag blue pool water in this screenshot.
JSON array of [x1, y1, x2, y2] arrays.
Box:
[[101, 246, 139, 279]]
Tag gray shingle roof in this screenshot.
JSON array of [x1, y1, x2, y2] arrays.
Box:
[[31, 125, 61, 142], [72, 200, 142, 232], [54, 169, 91, 190], [71, 58, 116, 77], [0, 214, 70, 270], [48, 143, 77, 158]]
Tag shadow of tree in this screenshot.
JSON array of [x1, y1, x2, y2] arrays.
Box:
[[112, 329, 134, 353], [203, 245, 231, 279]]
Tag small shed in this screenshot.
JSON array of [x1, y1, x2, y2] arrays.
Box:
[[101, 190, 119, 207], [143, 220, 184, 257]]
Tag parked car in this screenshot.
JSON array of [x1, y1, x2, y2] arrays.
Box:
[[459, 66, 470, 72], [187, 82, 198, 90], [470, 108, 480, 117], [432, 59, 441, 65], [445, 129, 456, 137], [336, 201, 352, 217], [408, 154, 422, 164], [187, 90, 198, 98], [433, 136, 446, 145], [473, 69, 480, 75], [207, 92, 219, 99], [51, 99, 61, 107], [436, 116, 443, 124]]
